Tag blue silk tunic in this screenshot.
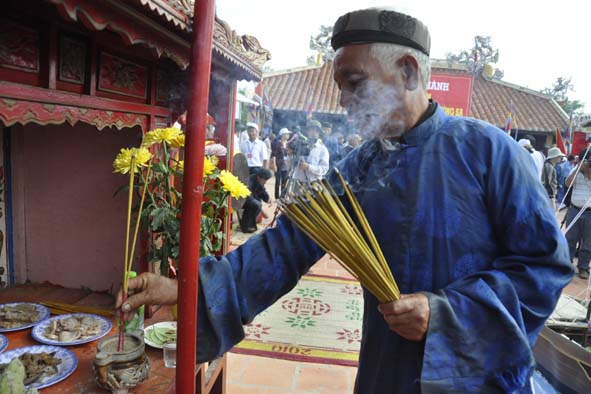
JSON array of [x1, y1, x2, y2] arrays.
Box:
[[195, 106, 573, 393]]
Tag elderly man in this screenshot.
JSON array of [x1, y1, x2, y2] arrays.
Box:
[[341, 133, 362, 156], [542, 147, 565, 210], [118, 7, 572, 394], [240, 122, 268, 175]]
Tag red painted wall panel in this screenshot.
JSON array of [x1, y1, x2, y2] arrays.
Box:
[[12, 122, 141, 291]]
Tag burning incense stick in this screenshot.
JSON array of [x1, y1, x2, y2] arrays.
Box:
[[119, 155, 137, 351], [118, 159, 153, 352], [279, 171, 399, 303]]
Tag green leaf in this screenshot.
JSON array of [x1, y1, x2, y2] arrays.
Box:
[[150, 208, 166, 230], [112, 183, 130, 198]]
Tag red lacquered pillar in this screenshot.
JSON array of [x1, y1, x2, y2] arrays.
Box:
[[176, 0, 216, 393]]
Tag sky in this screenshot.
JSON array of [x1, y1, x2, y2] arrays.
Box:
[[216, 0, 590, 112]]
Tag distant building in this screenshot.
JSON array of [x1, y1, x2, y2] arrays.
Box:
[[263, 61, 568, 152]]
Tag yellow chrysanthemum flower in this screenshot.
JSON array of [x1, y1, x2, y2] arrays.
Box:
[[203, 157, 216, 177], [219, 170, 250, 198], [176, 160, 184, 172], [209, 155, 219, 166], [113, 147, 152, 174], [170, 134, 185, 148], [141, 127, 183, 147]]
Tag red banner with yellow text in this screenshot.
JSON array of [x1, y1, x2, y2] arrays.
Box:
[[427, 74, 473, 117]]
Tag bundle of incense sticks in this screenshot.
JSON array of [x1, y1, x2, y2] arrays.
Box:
[[278, 171, 399, 303], [118, 156, 152, 351]]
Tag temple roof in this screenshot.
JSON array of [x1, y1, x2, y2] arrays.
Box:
[[263, 62, 568, 132], [49, 0, 269, 79]]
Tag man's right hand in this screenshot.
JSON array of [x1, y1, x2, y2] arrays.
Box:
[[115, 273, 178, 320]]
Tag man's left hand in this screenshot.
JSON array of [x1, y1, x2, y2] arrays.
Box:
[[378, 293, 430, 341], [299, 161, 309, 171]]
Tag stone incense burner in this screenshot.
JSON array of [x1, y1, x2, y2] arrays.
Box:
[[93, 332, 150, 394]]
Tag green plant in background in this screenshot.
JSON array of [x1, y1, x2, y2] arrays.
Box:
[[113, 127, 250, 275]]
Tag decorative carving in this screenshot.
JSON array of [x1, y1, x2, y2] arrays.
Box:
[[242, 35, 272, 67], [0, 99, 148, 131], [59, 35, 86, 84], [98, 52, 147, 99], [214, 18, 244, 49], [48, 0, 191, 69], [0, 19, 39, 72], [213, 18, 271, 74], [47, 1, 268, 79]]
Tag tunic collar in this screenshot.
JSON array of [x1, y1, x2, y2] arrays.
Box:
[[402, 103, 447, 147]]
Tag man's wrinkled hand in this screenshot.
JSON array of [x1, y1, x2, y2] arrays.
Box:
[[378, 293, 430, 341], [299, 161, 309, 171], [115, 273, 178, 320]]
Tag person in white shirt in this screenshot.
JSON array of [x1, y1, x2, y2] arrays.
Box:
[[526, 134, 545, 180], [240, 122, 268, 174], [565, 147, 591, 279], [238, 122, 254, 149], [293, 120, 330, 182]]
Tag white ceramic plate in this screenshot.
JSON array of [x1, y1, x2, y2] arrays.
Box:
[[0, 345, 77, 389], [143, 321, 177, 349], [31, 313, 112, 346], [0, 303, 50, 332], [0, 334, 7, 353]]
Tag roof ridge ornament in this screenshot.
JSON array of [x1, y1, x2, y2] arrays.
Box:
[[213, 18, 271, 70]]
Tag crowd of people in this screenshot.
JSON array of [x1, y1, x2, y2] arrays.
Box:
[[233, 118, 363, 229], [518, 134, 591, 279]]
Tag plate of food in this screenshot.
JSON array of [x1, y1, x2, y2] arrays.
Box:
[[0, 345, 77, 389], [32, 313, 112, 346], [0, 303, 50, 332], [0, 335, 7, 353], [144, 321, 176, 349]]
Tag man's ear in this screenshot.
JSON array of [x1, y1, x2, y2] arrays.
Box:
[[397, 55, 420, 91]]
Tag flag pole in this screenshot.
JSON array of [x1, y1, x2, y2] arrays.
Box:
[[176, 0, 216, 393]]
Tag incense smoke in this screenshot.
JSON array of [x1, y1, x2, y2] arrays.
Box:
[[342, 79, 406, 140]]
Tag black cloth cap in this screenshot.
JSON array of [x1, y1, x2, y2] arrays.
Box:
[[331, 8, 430, 56]]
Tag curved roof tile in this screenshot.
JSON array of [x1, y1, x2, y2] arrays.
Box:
[[264, 62, 568, 132]]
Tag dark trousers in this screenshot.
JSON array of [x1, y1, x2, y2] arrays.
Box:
[[240, 196, 261, 230], [566, 206, 591, 270], [275, 170, 288, 199]]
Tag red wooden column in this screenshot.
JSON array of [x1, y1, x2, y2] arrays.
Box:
[[176, 0, 216, 393]]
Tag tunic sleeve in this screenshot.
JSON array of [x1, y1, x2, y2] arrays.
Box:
[[195, 215, 325, 362], [420, 135, 573, 393]]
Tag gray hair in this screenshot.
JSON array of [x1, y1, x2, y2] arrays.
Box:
[[347, 134, 361, 143], [368, 43, 431, 89]]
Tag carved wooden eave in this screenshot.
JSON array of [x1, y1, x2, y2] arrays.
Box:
[[0, 97, 148, 131], [47, 0, 270, 81], [48, 0, 192, 68], [130, 0, 192, 32]]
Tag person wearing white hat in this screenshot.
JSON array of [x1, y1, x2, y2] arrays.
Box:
[[542, 147, 566, 210], [270, 128, 292, 199]]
